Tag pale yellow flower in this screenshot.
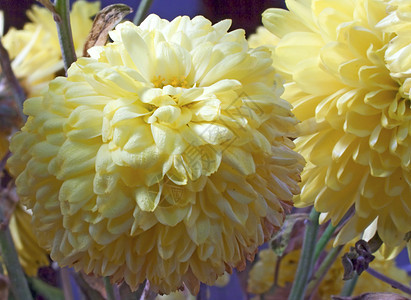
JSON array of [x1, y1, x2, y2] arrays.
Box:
[[9, 205, 49, 276], [213, 271, 230, 287], [263, 0, 411, 255], [248, 26, 298, 96], [1, 0, 100, 97], [248, 248, 277, 294], [156, 291, 194, 300], [248, 247, 410, 297], [8, 16, 304, 294], [247, 26, 280, 78], [0, 15, 46, 278], [248, 26, 279, 53]]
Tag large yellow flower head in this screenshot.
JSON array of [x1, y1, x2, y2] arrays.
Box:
[[263, 0, 411, 255], [8, 15, 304, 293], [1, 0, 100, 97]]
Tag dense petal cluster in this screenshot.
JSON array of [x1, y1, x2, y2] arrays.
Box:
[[8, 16, 304, 293], [2, 1, 99, 97], [262, 0, 411, 254], [248, 247, 410, 297]]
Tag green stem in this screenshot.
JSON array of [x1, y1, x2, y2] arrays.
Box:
[[133, 0, 155, 25], [340, 273, 358, 297], [104, 277, 116, 300], [0, 208, 33, 300], [306, 245, 344, 298], [287, 208, 320, 300], [54, 0, 76, 72], [313, 222, 337, 262]]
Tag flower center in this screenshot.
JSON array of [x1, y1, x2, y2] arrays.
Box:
[[152, 75, 190, 88]]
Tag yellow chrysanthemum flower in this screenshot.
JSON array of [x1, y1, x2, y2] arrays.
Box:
[[213, 271, 231, 287], [0, 13, 49, 276], [156, 291, 194, 300], [1, 0, 100, 97], [248, 26, 279, 53], [9, 205, 49, 276], [263, 0, 411, 254], [248, 247, 410, 297], [8, 16, 304, 294], [248, 248, 278, 294]]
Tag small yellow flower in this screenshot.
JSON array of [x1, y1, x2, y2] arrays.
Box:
[[248, 26, 279, 52], [263, 0, 411, 255], [8, 15, 304, 294], [9, 205, 49, 276], [156, 291, 193, 300], [1, 0, 100, 97], [213, 271, 230, 287], [248, 248, 277, 294], [0, 71, 37, 276], [248, 247, 410, 297]]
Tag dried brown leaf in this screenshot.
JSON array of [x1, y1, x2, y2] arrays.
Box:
[[83, 4, 132, 57], [332, 292, 410, 300]]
